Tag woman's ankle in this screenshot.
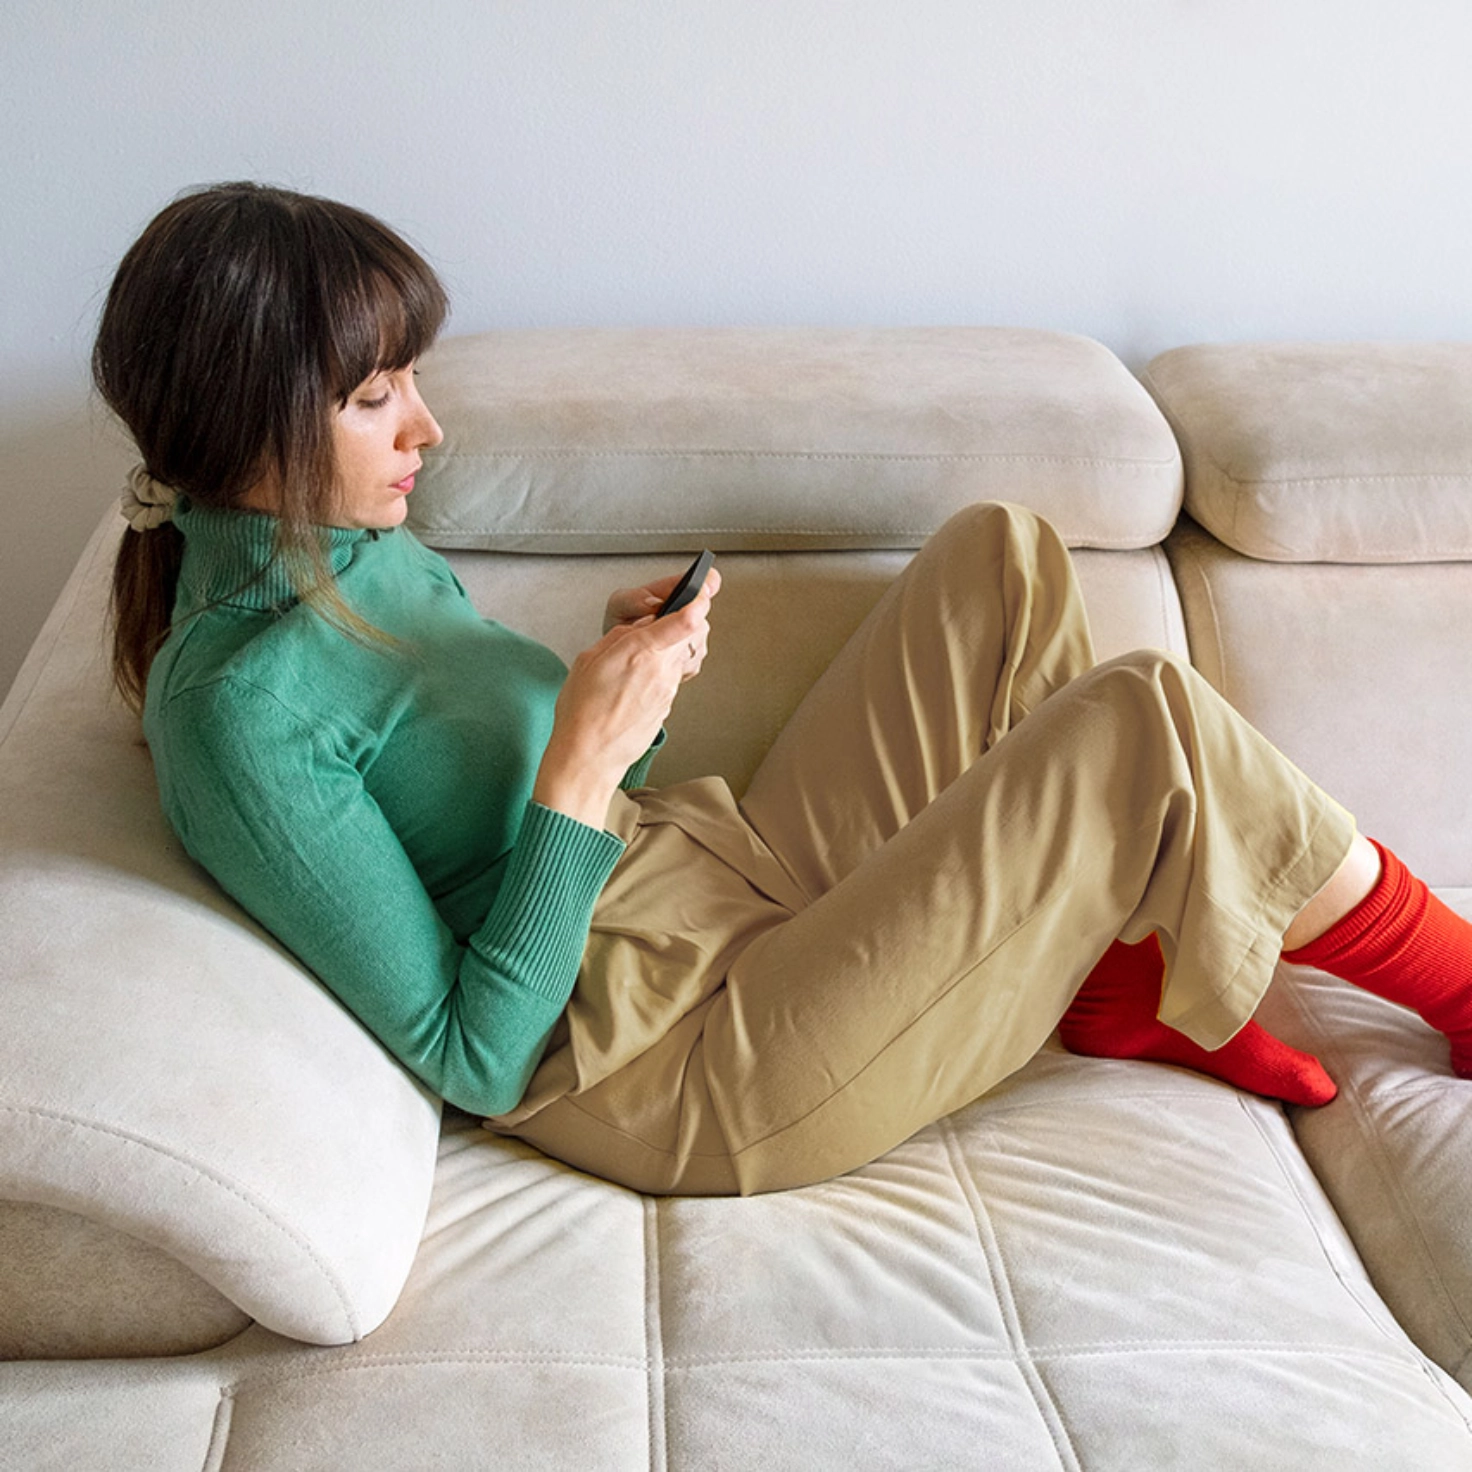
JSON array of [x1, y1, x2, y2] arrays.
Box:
[[1282, 833, 1382, 953]]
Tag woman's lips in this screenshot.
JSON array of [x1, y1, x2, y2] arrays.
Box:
[[392, 474, 416, 494]]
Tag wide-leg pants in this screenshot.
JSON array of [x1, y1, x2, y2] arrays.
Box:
[[488, 502, 1355, 1195]]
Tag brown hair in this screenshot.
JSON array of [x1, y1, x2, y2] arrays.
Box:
[[93, 182, 449, 708]]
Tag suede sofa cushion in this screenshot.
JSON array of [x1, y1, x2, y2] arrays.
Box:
[[1254, 895, 1472, 1394], [1165, 517, 1472, 889], [439, 544, 1189, 797], [6, 1066, 1472, 1468], [410, 327, 1183, 554], [1143, 343, 1472, 563]]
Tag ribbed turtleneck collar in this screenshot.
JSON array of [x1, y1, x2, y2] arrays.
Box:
[[173, 497, 377, 613]]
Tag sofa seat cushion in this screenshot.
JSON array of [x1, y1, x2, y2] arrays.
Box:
[[4, 1056, 1469, 1470], [410, 328, 1183, 554], [1144, 343, 1472, 563]]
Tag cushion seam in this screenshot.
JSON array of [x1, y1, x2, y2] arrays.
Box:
[[1279, 977, 1472, 1348], [940, 1115, 1080, 1471], [642, 1197, 668, 1472], [212, 1339, 1452, 1397]]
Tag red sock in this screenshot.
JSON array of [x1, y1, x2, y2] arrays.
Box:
[[1282, 839, 1472, 1077], [1060, 934, 1338, 1106]]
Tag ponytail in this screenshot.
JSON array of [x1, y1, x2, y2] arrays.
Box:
[[109, 521, 184, 712]]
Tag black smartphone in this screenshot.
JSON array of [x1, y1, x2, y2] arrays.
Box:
[[655, 550, 715, 619]]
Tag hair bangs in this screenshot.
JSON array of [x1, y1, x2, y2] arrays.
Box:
[[320, 218, 448, 403]]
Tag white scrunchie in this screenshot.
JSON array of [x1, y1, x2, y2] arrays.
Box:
[[120, 464, 177, 532]]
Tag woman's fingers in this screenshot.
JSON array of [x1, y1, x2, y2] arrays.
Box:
[[604, 565, 722, 632]]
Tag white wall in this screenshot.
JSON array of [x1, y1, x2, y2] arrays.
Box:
[[5, 0, 1472, 701]]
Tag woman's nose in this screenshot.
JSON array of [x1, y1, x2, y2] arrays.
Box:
[[402, 385, 444, 450]]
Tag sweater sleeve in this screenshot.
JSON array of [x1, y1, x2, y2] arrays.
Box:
[[156, 677, 624, 1116], [621, 728, 666, 790]]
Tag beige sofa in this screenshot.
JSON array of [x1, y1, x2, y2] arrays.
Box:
[[2, 328, 1470, 1469]]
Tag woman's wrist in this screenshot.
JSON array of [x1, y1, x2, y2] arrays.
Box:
[[532, 745, 620, 831]]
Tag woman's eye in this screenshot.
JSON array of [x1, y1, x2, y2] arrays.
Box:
[[357, 392, 391, 410]]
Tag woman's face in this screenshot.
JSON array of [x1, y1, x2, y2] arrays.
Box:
[[330, 364, 444, 529]]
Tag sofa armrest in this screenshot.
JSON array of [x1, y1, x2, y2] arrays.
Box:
[[0, 516, 443, 1353]]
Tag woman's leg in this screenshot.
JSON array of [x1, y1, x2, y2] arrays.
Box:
[[702, 648, 1356, 1192], [742, 499, 1333, 1107], [740, 501, 1096, 897], [514, 644, 1351, 1195], [1283, 837, 1472, 1076]]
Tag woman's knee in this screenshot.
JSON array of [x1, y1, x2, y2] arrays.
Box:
[[918, 501, 1073, 601], [930, 500, 1055, 557], [1079, 648, 1218, 730]]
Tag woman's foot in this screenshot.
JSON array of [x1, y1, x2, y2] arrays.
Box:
[[1060, 935, 1338, 1106]]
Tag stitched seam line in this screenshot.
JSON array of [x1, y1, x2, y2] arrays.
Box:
[[419, 525, 1160, 552], [200, 1391, 232, 1472], [1149, 545, 1177, 651], [215, 1338, 1450, 1398], [437, 448, 1180, 467], [1237, 1094, 1414, 1353], [1240, 1086, 1472, 1429], [1197, 470, 1472, 489], [942, 1116, 1081, 1471], [643, 1197, 668, 1472], [3, 1103, 360, 1341]]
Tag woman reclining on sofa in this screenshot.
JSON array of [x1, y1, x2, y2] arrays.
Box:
[[91, 181, 1472, 1195]]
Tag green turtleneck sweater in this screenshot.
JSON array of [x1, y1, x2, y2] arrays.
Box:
[[144, 500, 654, 1116]]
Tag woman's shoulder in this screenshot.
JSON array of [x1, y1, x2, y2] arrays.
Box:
[[143, 630, 318, 761], [143, 599, 355, 752]]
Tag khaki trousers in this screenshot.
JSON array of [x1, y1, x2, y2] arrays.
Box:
[[489, 503, 1355, 1195]]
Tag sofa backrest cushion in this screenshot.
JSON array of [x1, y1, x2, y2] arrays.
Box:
[[411, 327, 1183, 553], [1144, 343, 1472, 563], [411, 327, 1188, 791]]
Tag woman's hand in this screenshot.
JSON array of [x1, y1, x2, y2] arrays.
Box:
[[536, 573, 718, 829], [603, 564, 721, 683]]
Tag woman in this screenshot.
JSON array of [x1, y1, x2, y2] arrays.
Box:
[[97, 182, 1472, 1195]]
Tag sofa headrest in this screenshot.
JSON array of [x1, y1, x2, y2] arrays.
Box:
[[410, 328, 1182, 553], [1144, 343, 1472, 563]]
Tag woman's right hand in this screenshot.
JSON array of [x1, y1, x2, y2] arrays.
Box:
[[532, 589, 713, 830]]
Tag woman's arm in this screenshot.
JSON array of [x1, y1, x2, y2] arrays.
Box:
[[158, 678, 625, 1117]]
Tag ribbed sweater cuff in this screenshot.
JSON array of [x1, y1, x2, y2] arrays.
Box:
[[620, 728, 667, 791], [476, 801, 625, 1005]]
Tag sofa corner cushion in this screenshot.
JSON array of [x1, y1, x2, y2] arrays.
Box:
[[1143, 342, 1472, 563], [410, 326, 1183, 554], [1254, 912, 1472, 1391]]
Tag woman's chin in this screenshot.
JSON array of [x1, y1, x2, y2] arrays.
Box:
[[339, 496, 411, 532]]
